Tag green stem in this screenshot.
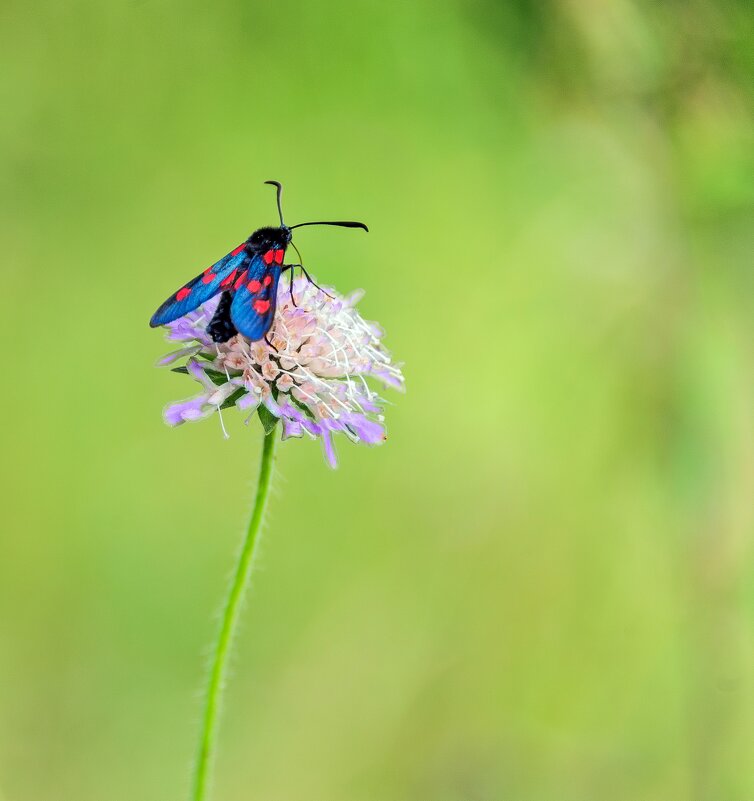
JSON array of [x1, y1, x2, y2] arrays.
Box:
[[191, 428, 278, 801]]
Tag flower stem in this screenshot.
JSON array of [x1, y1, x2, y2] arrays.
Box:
[[191, 428, 278, 801]]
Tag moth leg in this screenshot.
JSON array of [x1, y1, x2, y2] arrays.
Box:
[[283, 264, 302, 307], [264, 333, 278, 353], [207, 291, 238, 343], [300, 265, 334, 300]]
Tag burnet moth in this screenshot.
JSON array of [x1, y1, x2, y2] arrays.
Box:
[[149, 181, 368, 344]]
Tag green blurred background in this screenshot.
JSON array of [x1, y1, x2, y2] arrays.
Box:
[[1, 0, 753, 799]]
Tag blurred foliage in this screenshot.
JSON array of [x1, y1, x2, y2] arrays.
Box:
[[0, 0, 752, 800]]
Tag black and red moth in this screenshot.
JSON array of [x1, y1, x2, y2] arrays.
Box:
[[149, 181, 367, 343]]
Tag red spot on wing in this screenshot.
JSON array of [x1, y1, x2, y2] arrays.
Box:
[[263, 274, 272, 287], [231, 243, 246, 256], [234, 270, 248, 290], [176, 287, 191, 301], [273, 249, 285, 265], [263, 250, 274, 265], [247, 279, 262, 293], [221, 269, 237, 288], [202, 272, 217, 284], [253, 299, 271, 314]]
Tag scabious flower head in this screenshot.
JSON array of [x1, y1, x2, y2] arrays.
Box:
[[157, 275, 404, 467]]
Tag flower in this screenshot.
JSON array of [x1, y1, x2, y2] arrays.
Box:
[[157, 274, 404, 466]]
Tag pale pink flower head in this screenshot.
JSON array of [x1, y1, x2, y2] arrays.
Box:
[[157, 275, 404, 466]]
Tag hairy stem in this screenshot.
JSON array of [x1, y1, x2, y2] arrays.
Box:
[[191, 428, 278, 801]]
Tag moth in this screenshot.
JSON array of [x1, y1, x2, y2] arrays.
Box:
[[149, 181, 367, 343]]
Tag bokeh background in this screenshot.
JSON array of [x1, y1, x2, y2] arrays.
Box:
[[1, 0, 753, 799]]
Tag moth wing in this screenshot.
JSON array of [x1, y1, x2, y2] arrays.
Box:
[[229, 253, 282, 342], [150, 245, 249, 327]]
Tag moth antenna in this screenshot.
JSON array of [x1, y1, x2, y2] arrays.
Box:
[[264, 180, 285, 226], [289, 220, 368, 232]]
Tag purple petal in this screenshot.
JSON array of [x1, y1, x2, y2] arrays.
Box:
[[187, 359, 206, 381], [187, 358, 220, 391], [262, 394, 283, 419], [157, 345, 202, 366], [302, 419, 322, 437], [282, 419, 303, 439], [278, 401, 308, 424], [355, 396, 381, 413], [374, 370, 405, 390], [236, 393, 259, 411], [342, 413, 385, 444], [164, 395, 211, 426], [320, 430, 338, 468]]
